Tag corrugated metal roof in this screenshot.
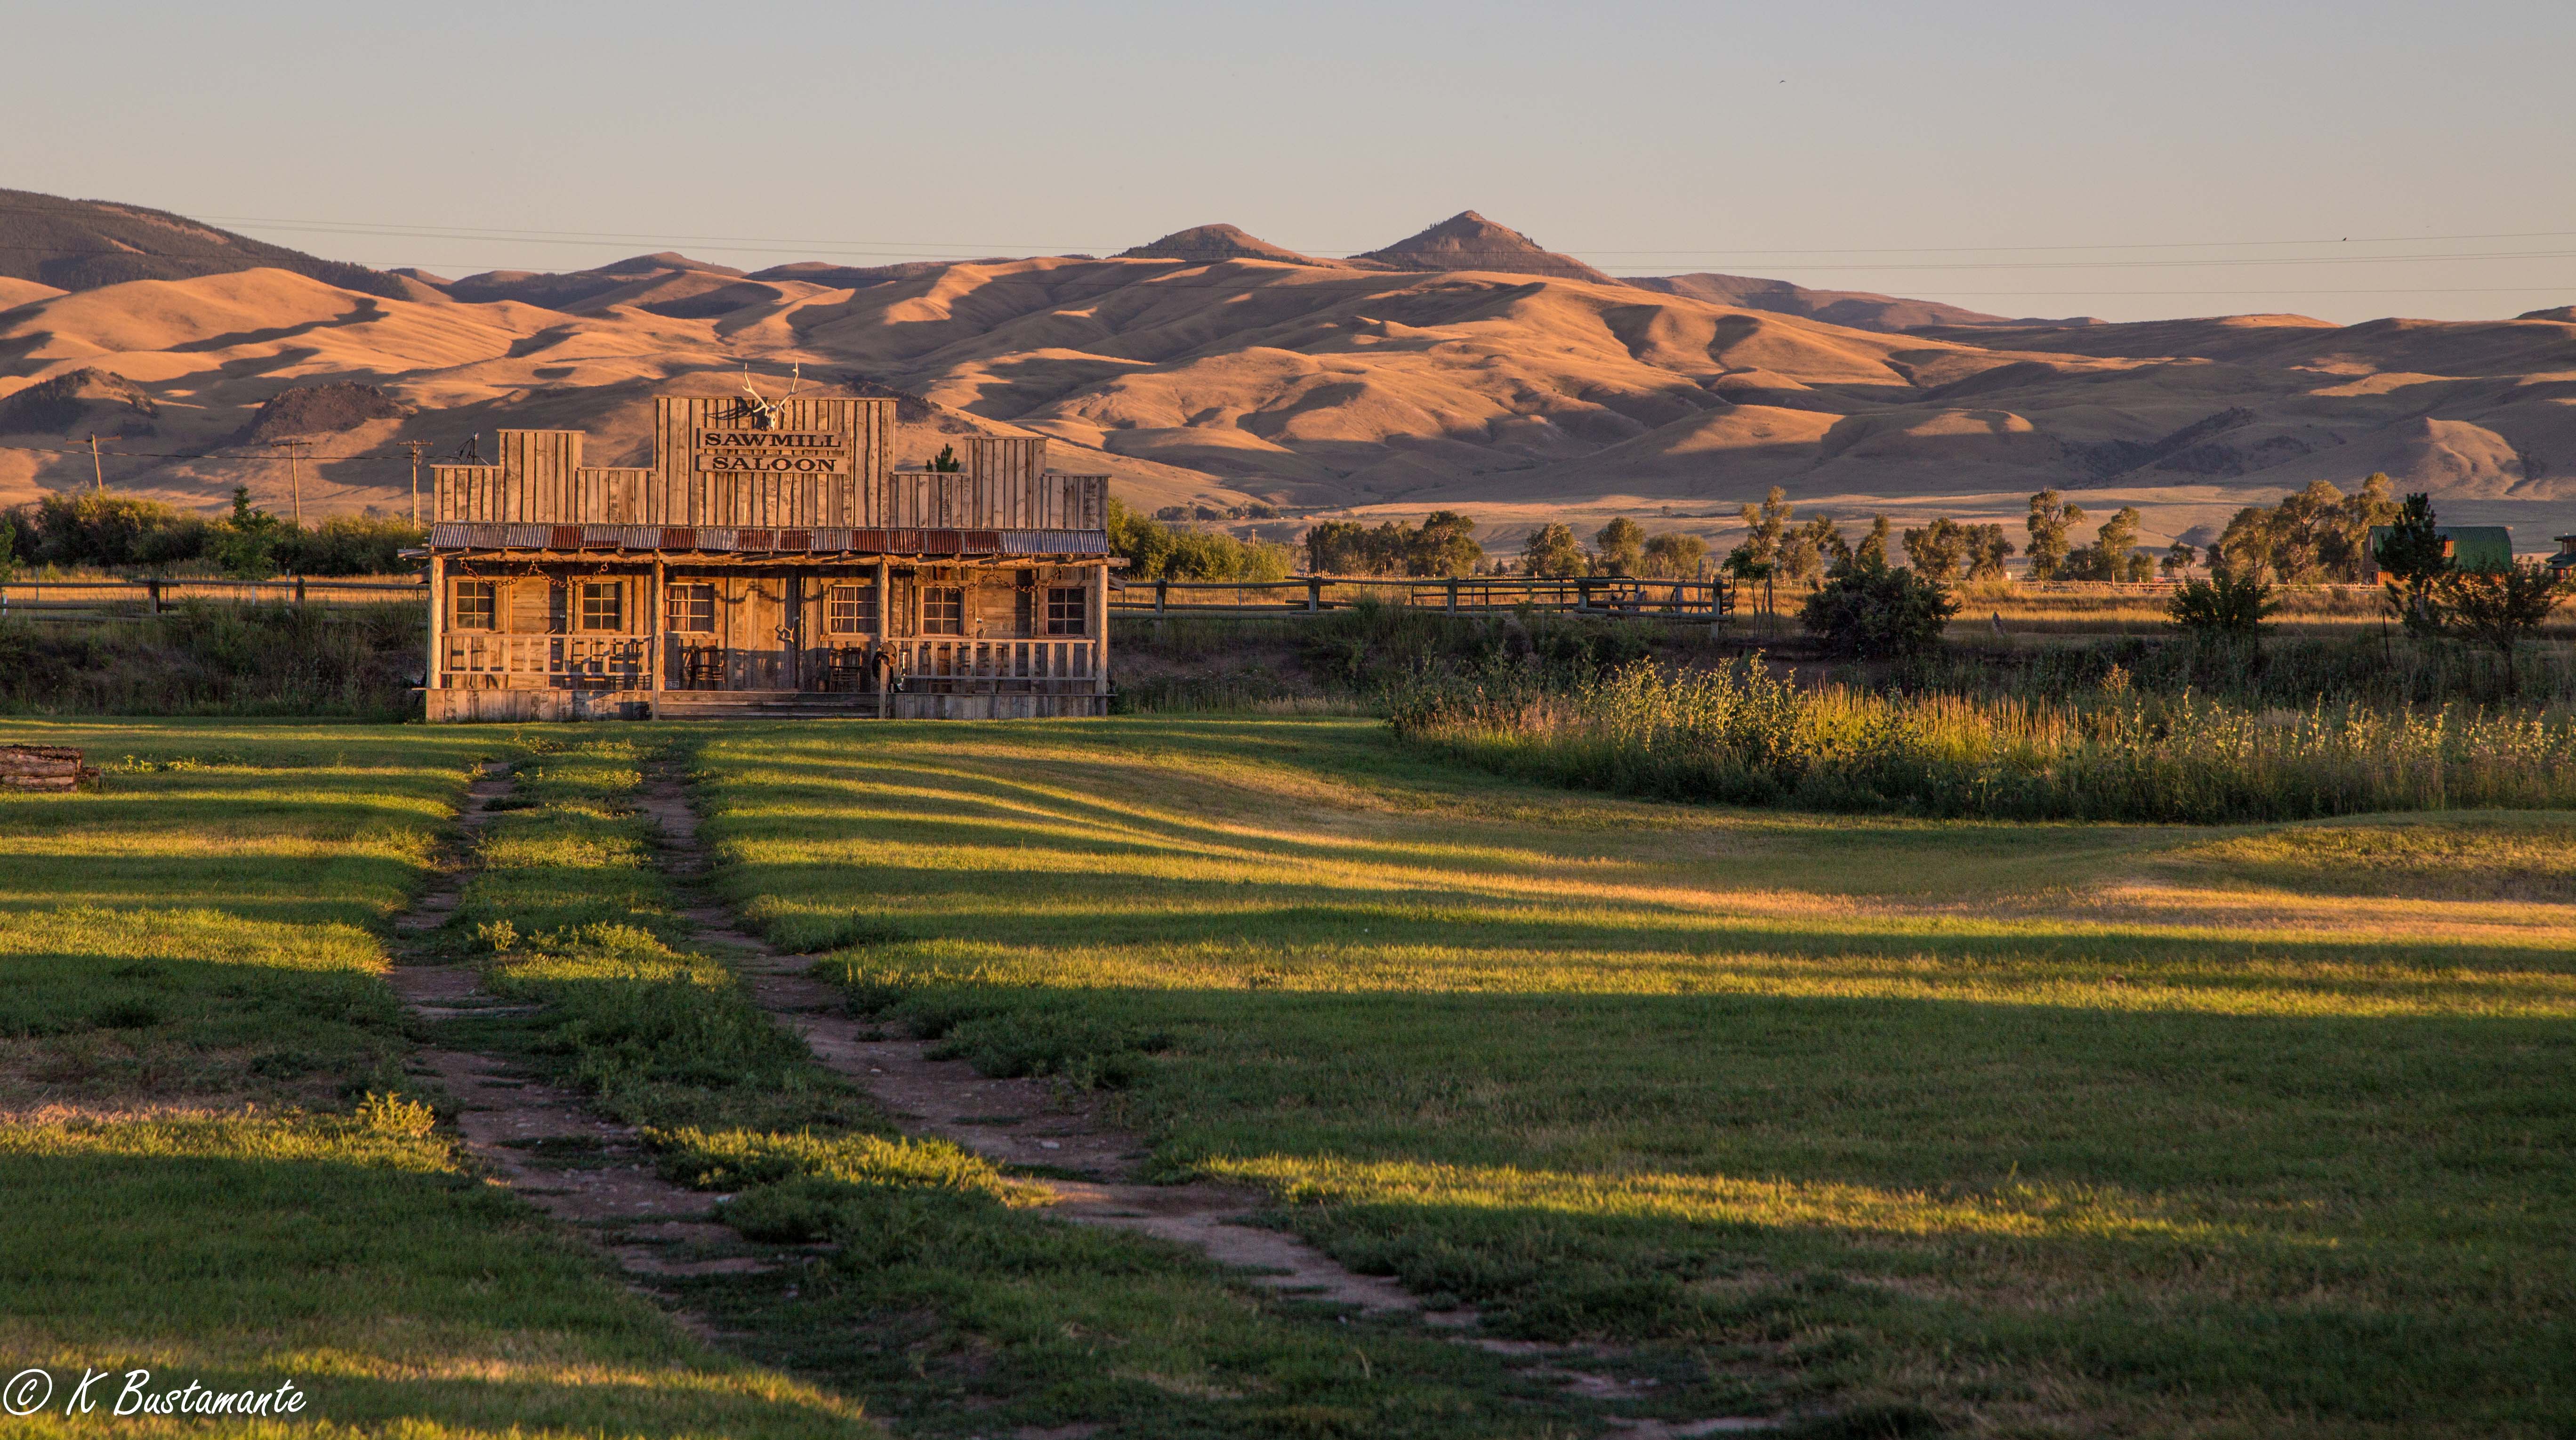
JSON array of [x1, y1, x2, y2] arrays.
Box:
[[2366, 524, 2518, 574], [428, 522, 1109, 558]]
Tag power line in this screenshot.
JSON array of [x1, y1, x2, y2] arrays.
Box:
[[6, 203, 2574, 266], [0, 441, 408, 462], [144, 209, 2576, 258]]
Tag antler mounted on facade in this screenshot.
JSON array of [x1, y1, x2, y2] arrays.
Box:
[[733, 363, 806, 429]]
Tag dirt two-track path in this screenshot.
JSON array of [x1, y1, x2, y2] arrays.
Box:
[[387, 765, 766, 1292], [632, 770, 1433, 1315], [390, 760, 1778, 1435]]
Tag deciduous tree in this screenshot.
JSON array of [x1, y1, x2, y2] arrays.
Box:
[[2024, 490, 2086, 580], [1901, 516, 1969, 582], [1521, 522, 1588, 578], [1594, 517, 1647, 575], [1639, 531, 1708, 578]]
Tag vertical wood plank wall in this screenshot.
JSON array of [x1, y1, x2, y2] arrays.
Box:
[[433, 400, 1105, 530]]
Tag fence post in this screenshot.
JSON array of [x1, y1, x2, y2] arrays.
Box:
[[1156, 578, 1168, 614], [1445, 578, 1457, 615], [294, 575, 307, 608], [147, 579, 162, 616], [1577, 579, 1593, 613], [1306, 577, 1321, 613]]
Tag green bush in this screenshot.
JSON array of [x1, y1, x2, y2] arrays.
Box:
[[1798, 558, 1957, 657], [277, 513, 425, 576], [26, 492, 207, 567], [3, 489, 421, 577], [1107, 499, 1292, 581], [2167, 572, 2275, 635]]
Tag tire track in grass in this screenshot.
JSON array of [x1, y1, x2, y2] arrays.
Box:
[[386, 760, 773, 1293], [636, 768, 1427, 1314], [645, 763, 1796, 1437]]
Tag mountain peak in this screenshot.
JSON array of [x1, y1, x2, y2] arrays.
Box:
[[1120, 224, 1332, 267], [1359, 211, 1615, 284], [599, 251, 741, 277]]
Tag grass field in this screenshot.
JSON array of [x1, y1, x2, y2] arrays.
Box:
[[0, 720, 869, 1439], [439, 735, 1603, 1439], [8, 713, 2570, 1437], [692, 717, 2576, 1438]]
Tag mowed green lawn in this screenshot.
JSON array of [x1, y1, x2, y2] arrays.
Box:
[[0, 719, 869, 1440], [696, 716, 2576, 1438]]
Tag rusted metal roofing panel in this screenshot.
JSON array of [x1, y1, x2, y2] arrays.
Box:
[[1001, 529, 1113, 556], [429, 521, 1111, 558]]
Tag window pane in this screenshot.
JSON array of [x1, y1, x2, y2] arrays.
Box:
[[923, 587, 964, 635], [1046, 585, 1087, 635], [666, 583, 714, 634], [827, 583, 878, 635], [580, 581, 622, 632], [453, 581, 495, 631]]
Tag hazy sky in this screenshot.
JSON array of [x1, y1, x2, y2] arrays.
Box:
[[6, 0, 2571, 323]]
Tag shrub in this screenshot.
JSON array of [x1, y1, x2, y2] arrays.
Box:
[[29, 492, 208, 567], [2167, 572, 2276, 635], [2434, 562, 2574, 685], [276, 514, 426, 576], [1107, 499, 1292, 581], [1799, 558, 1957, 658]]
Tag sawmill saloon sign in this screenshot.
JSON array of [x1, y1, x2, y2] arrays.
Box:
[[693, 367, 849, 474], [694, 429, 848, 474]]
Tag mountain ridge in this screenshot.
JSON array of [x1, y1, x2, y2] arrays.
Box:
[[1, 189, 2571, 550]]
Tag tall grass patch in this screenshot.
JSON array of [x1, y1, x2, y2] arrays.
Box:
[[1393, 656, 2576, 822]]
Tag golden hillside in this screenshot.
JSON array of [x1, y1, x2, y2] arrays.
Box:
[[3, 203, 2572, 551]]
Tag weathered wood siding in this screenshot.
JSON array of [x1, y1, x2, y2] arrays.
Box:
[[433, 399, 1107, 530]]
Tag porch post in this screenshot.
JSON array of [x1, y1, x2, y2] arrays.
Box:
[[424, 553, 443, 718], [647, 557, 664, 711], [875, 555, 891, 720], [1092, 558, 1110, 710]]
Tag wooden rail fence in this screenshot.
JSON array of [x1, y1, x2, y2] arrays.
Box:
[[0, 576, 1737, 621], [0, 578, 426, 615], [1111, 576, 1737, 618]]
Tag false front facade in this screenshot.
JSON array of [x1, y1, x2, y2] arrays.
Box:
[[422, 394, 1112, 721]]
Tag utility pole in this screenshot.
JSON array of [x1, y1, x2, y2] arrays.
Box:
[[88, 434, 103, 493], [272, 439, 308, 527], [403, 440, 427, 526]]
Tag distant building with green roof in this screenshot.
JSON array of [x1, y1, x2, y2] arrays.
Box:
[[2363, 524, 2515, 580]]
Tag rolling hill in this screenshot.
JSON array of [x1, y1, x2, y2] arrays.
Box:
[[2, 192, 2571, 553], [0, 188, 414, 299]]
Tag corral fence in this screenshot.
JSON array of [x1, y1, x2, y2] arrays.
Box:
[[1110, 576, 1737, 619], [0, 578, 426, 618]]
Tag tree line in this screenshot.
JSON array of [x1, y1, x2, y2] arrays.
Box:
[[0, 490, 424, 582]]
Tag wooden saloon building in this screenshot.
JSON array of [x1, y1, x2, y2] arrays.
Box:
[[422, 390, 1112, 721]]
